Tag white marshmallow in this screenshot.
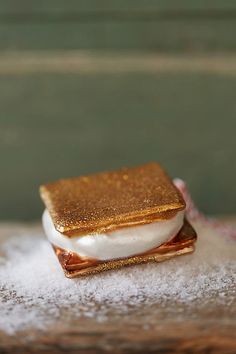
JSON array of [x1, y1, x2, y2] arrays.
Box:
[[42, 209, 185, 261]]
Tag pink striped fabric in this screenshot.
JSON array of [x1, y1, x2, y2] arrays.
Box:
[[173, 178, 236, 241]]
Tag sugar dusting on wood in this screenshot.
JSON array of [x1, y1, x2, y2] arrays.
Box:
[[0, 181, 235, 334]]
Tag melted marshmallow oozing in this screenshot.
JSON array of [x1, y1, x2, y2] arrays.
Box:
[[42, 209, 185, 261]]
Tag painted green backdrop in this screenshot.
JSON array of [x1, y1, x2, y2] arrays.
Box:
[[0, 1, 235, 220]]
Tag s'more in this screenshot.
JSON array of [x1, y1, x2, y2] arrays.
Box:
[[39, 162, 197, 278]]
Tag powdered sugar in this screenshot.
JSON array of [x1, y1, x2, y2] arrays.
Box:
[[0, 182, 235, 334]]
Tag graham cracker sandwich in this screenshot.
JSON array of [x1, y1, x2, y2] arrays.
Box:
[[40, 162, 197, 278]]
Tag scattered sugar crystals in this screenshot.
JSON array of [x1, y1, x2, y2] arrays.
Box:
[[0, 217, 235, 334], [0, 181, 235, 334]]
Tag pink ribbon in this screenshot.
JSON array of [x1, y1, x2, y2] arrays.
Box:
[[173, 178, 236, 241]]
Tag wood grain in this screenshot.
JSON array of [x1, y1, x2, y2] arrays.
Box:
[[0, 1, 235, 52], [1, 0, 236, 14], [0, 56, 236, 219], [1, 52, 236, 75], [0, 1, 236, 220], [1, 322, 236, 353], [0, 220, 236, 353], [0, 19, 235, 52]]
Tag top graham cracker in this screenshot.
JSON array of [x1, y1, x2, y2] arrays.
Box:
[[39, 162, 185, 237]]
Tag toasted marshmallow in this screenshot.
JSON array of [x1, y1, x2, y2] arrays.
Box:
[[42, 209, 185, 261]]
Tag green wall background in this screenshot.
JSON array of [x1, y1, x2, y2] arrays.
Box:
[[0, 1, 235, 220]]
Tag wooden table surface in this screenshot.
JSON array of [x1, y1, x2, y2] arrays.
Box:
[[0, 219, 236, 354]]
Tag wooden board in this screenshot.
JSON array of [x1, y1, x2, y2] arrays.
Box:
[[0, 53, 236, 219], [0, 1, 235, 51], [1, 0, 236, 13], [0, 219, 236, 353], [0, 1, 236, 220], [0, 19, 235, 52]]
